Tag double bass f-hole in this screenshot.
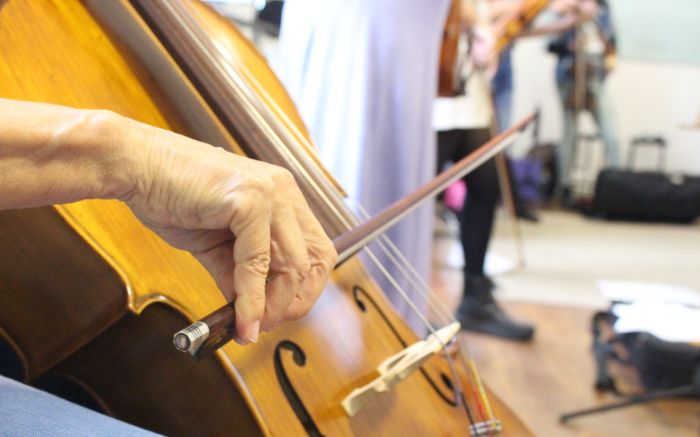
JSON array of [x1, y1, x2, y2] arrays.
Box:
[[272, 286, 457, 435], [273, 340, 324, 437]]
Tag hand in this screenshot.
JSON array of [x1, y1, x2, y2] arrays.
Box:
[[550, 0, 578, 15], [122, 118, 337, 344], [471, 25, 498, 77], [578, 0, 599, 20]]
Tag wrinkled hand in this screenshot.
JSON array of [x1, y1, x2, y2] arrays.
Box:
[[123, 120, 337, 344]]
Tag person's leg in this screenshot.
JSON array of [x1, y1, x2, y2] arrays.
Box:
[[454, 128, 534, 341], [436, 129, 464, 213], [436, 130, 460, 176], [492, 48, 513, 131], [591, 76, 620, 168], [491, 51, 538, 221], [557, 81, 576, 193], [0, 375, 158, 437], [457, 128, 498, 277]]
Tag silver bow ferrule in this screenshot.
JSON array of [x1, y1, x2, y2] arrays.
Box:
[[173, 321, 210, 355]]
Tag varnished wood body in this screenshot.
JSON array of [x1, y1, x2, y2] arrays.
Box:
[[493, 0, 550, 53], [438, 0, 463, 97], [0, 2, 263, 434], [131, 1, 533, 434], [0, 0, 531, 435]]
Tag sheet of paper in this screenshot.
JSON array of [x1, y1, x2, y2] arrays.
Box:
[[612, 301, 700, 343], [598, 279, 700, 306]]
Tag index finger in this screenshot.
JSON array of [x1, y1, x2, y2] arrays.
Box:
[[230, 194, 271, 344]]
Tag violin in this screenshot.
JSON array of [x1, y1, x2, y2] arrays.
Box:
[[493, 0, 551, 53], [438, 0, 551, 97], [438, 0, 465, 97], [0, 0, 531, 435]]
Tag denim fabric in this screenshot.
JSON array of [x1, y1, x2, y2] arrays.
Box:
[[556, 57, 620, 187], [552, 3, 616, 83], [0, 375, 158, 436], [492, 48, 514, 131]]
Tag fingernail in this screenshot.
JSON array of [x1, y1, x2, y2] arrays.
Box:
[[248, 320, 260, 343]]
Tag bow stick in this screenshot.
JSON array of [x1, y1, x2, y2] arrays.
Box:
[[173, 112, 536, 359]]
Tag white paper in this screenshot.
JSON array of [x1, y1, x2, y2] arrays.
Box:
[[612, 301, 700, 343], [598, 279, 700, 306]]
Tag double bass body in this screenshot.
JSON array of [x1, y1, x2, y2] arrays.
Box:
[[0, 1, 529, 435]]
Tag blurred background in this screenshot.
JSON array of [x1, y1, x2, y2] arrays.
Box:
[[208, 1, 700, 435]]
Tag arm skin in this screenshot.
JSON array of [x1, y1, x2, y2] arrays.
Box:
[[519, 0, 601, 39], [489, 0, 582, 40], [0, 98, 337, 344], [517, 14, 578, 38], [460, 0, 498, 73]]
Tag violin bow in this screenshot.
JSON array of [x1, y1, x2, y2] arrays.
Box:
[[173, 112, 536, 359]]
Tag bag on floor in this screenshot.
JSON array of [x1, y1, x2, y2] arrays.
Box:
[[592, 311, 700, 394], [510, 157, 543, 204], [593, 169, 700, 223]]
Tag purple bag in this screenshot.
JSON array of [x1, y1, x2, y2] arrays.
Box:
[[511, 158, 543, 204]]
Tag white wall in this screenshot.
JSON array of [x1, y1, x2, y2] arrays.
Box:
[[607, 60, 700, 173], [509, 37, 700, 175]]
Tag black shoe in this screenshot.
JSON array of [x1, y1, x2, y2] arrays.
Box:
[[456, 276, 535, 342], [516, 207, 540, 223]]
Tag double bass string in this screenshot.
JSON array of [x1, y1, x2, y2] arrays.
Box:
[[359, 245, 476, 426], [362, 222, 496, 427], [357, 219, 486, 426], [352, 202, 458, 326], [354, 203, 493, 427], [200, 17, 511, 426], [206, 41, 504, 422], [234, 51, 484, 427], [175, 0, 461, 344], [341, 113, 538, 423]]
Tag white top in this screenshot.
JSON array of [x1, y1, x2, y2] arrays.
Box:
[[433, 0, 494, 132], [582, 21, 605, 55], [433, 71, 493, 131]]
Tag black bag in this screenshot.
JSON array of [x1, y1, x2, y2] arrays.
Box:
[[592, 311, 700, 394], [593, 311, 700, 395], [594, 169, 700, 223], [560, 310, 700, 423]]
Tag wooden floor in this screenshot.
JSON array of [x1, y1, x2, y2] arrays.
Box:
[[462, 302, 700, 437]]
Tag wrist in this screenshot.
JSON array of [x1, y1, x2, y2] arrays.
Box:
[[85, 109, 143, 202]]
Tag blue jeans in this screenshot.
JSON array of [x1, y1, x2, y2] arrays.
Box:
[[557, 58, 620, 188], [0, 375, 158, 436], [492, 49, 513, 131]]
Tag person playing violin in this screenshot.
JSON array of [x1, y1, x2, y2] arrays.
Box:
[[434, 0, 535, 341], [548, 0, 620, 198]]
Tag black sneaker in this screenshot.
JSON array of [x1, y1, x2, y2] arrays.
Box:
[[456, 275, 535, 342]]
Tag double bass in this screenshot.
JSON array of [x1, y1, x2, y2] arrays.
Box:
[[0, 1, 531, 435]]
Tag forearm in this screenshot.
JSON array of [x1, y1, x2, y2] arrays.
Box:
[[489, 0, 521, 21], [518, 15, 578, 38], [0, 99, 139, 210]]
